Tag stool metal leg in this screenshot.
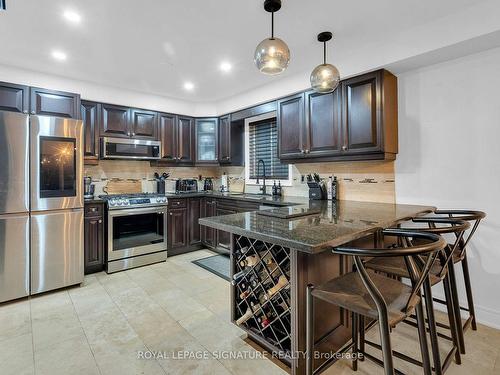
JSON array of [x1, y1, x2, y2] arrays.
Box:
[[447, 261, 466, 354], [423, 279, 443, 375], [306, 284, 314, 375], [352, 312, 358, 371], [461, 254, 478, 331], [415, 299, 432, 375], [443, 273, 462, 365], [359, 315, 365, 362]]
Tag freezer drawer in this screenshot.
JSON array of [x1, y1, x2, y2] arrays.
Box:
[[31, 209, 84, 294], [0, 213, 30, 303]]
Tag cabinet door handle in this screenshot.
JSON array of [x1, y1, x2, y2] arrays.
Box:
[[342, 145, 348, 151], [169, 212, 173, 216], [90, 207, 97, 212], [31, 111, 36, 115], [132, 132, 135, 136], [300, 149, 305, 154], [98, 219, 102, 223]]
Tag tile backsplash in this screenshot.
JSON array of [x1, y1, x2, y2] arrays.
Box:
[[85, 160, 395, 203]]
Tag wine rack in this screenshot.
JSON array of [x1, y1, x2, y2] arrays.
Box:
[[232, 235, 291, 360]]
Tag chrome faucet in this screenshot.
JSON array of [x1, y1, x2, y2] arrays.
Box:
[[256, 159, 267, 195]]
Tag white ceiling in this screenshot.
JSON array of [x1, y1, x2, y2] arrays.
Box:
[[0, 0, 497, 104]]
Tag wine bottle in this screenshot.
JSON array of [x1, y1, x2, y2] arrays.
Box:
[[235, 246, 250, 257], [265, 275, 288, 301], [236, 308, 254, 325], [239, 255, 259, 268], [232, 268, 251, 285]]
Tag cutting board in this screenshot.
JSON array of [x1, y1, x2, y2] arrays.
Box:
[[103, 179, 142, 195], [229, 178, 245, 193]]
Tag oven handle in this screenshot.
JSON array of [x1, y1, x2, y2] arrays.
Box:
[[108, 206, 167, 217]]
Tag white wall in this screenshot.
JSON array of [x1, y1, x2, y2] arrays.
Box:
[[0, 64, 217, 117], [396, 47, 500, 328]]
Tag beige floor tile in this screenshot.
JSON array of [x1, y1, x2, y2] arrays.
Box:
[[34, 335, 100, 375], [151, 288, 209, 321], [0, 299, 31, 342], [0, 333, 34, 375]]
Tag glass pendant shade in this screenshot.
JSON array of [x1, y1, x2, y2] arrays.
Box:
[[310, 63, 340, 93], [254, 37, 290, 75]]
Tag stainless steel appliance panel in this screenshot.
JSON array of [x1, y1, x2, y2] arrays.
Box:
[[108, 206, 167, 261], [101, 137, 161, 160], [30, 115, 83, 212], [0, 213, 30, 302], [0, 111, 29, 214], [31, 208, 84, 294]]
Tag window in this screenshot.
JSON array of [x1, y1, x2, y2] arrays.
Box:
[[245, 113, 292, 186]]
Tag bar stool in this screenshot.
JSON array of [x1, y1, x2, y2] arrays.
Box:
[[364, 218, 470, 374], [430, 210, 486, 335], [306, 229, 447, 375]]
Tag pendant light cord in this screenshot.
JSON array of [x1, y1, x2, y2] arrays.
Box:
[[323, 42, 327, 65], [271, 12, 274, 39]]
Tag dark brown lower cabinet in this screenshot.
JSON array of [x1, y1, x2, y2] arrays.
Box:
[[215, 207, 237, 251], [167, 207, 188, 252], [189, 198, 201, 245], [84, 203, 105, 274], [201, 198, 217, 248]]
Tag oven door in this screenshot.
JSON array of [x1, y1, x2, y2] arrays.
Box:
[[108, 206, 167, 261], [101, 137, 161, 160]]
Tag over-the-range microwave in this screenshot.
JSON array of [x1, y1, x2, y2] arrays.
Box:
[[101, 137, 161, 160]]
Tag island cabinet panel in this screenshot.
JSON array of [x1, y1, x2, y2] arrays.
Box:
[[278, 92, 306, 159], [305, 89, 343, 157], [0, 81, 29, 113], [130, 108, 158, 140], [84, 203, 105, 274], [30, 87, 81, 119], [218, 114, 231, 163], [341, 71, 382, 154], [201, 198, 217, 248], [188, 198, 202, 245], [81, 101, 100, 163], [100, 103, 130, 138]]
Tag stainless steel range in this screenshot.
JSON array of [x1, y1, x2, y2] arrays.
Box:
[[101, 193, 168, 273]]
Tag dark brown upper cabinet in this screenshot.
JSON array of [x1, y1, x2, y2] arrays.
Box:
[[158, 115, 194, 164], [305, 89, 342, 158], [277, 69, 398, 162], [218, 114, 231, 163], [342, 72, 381, 154], [81, 101, 99, 164], [277, 92, 306, 159], [30, 87, 80, 119], [177, 116, 195, 163], [159, 113, 177, 160], [341, 70, 398, 157], [99, 103, 130, 138], [130, 108, 158, 140], [195, 118, 218, 164], [0, 81, 29, 113]]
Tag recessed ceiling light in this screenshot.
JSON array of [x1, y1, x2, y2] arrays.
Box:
[[219, 61, 232, 73], [183, 82, 195, 91], [51, 50, 67, 61], [63, 10, 81, 24]]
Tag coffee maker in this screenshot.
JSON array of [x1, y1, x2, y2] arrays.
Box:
[[203, 178, 213, 191], [83, 176, 95, 199]]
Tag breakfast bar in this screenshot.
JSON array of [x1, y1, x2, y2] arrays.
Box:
[[199, 200, 435, 375]]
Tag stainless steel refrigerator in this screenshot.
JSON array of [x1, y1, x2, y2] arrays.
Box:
[[0, 111, 84, 302]]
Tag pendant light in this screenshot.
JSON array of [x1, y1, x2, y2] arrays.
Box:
[[310, 32, 340, 93], [254, 0, 290, 75]]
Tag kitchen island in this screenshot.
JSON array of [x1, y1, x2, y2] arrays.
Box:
[[199, 200, 435, 375]]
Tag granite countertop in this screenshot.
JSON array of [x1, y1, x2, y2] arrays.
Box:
[[165, 191, 306, 206], [199, 200, 436, 253]]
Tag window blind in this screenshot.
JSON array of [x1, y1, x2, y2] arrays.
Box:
[[249, 119, 289, 180]]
